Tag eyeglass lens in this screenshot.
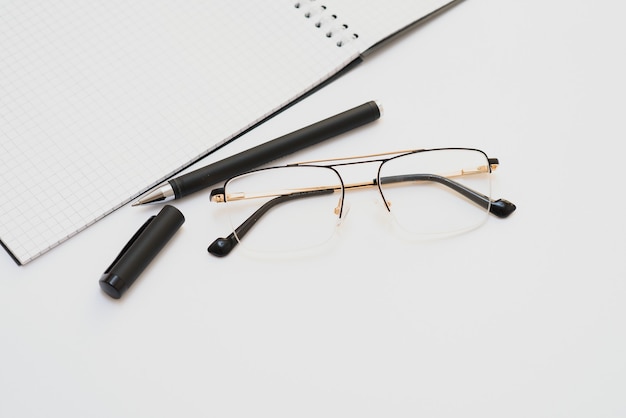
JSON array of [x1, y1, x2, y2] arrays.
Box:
[[378, 148, 492, 237]]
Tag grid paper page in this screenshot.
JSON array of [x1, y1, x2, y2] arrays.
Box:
[[0, 0, 359, 264]]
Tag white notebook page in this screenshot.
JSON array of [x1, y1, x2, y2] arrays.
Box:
[[0, 1, 358, 264]]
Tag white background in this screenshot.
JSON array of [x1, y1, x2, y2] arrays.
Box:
[[2, 1, 625, 417]]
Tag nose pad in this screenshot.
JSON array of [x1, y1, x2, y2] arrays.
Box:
[[335, 200, 351, 225]]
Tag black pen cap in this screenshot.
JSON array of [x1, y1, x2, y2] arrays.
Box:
[[99, 205, 185, 299]]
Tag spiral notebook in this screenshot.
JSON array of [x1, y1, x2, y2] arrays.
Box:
[[0, 0, 459, 265]]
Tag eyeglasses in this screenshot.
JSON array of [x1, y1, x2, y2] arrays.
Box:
[[207, 148, 516, 257]]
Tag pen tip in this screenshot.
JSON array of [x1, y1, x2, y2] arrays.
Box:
[[131, 195, 154, 206], [131, 183, 175, 206]]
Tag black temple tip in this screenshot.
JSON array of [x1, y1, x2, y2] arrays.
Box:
[[208, 235, 236, 257], [490, 199, 517, 218]]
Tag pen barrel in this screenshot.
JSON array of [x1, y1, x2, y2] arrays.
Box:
[[170, 101, 381, 198]]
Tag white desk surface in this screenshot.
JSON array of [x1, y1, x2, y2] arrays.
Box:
[[2, 1, 625, 417]]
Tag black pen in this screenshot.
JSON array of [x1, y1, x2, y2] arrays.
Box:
[[132, 101, 382, 206]]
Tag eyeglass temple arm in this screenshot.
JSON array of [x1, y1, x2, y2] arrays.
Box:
[[377, 173, 516, 218], [208, 188, 335, 257]]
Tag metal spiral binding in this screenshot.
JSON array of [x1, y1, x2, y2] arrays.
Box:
[[294, 1, 359, 47]]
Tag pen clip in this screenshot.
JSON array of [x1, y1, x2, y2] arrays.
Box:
[[103, 215, 155, 275]]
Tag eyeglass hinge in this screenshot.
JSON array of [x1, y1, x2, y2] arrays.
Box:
[[210, 188, 226, 203]]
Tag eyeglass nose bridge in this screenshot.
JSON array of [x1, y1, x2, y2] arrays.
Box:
[[324, 159, 390, 219]]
